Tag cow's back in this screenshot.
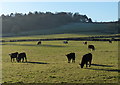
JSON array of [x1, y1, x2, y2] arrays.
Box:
[[88, 45, 95, 50], [70, 53, 75, 59], [66, 53, 75, 59], [18, 52, 26, 58], [9, 52, 18, 58], [82, 53, 92, 61]]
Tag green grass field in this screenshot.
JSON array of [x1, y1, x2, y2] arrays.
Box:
[[2, 34, 119, 83]]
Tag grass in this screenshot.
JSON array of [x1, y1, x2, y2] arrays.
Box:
[[2, 34, 89, 40], [2, 34, 119, 83], [2, 33, 119, 41]]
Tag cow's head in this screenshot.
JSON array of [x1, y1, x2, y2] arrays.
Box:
[[17, 58, 21, 62], [9, 54, 11, 56], [17, 56, 21, 62], [80, 63, 84, 68]]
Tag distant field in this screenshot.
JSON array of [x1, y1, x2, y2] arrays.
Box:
[[2, 34, 89, 40], [2, 34, 119, 83], [2, 33, 120, 40]]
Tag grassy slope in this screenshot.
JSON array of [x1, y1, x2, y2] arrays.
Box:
[[2, 34, 119, 83], [2, 34, 89, 40]]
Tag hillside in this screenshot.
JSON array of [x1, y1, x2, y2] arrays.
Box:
[[1, 11, 119, 37], [2, 12, 92, 36], [2, 22, 119, 37]]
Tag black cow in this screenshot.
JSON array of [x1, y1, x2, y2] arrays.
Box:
[[83, 41, 87, 45], [111, 38, 115, 41], [63, 41, 68, 44], [108, 40, 112, 43], [66, 53, 75, 63], [88, 45, 95, 51], [17, 52, 27, 62], [9, 52, 18, 62], [37, 41, 41, 45], [80, 53, 92, 68]]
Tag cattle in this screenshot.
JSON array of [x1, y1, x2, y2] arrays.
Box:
[[63, 41, 68, 44], [108, 40, 112, 43], [66, 53, 75, 63], [111, 38, 115, 41], [83, 41, 87, 45], [9, 52, 18, 62], [88, 45, 95, 51], [17, 52, 27, 62], [37, 41, 41, 45], [80, 53, 92, 68]]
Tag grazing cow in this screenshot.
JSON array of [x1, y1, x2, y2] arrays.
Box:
[[88, 45, 95, 51], [108, 40, 112, 43], [111, 38, 115, 41], [80, 53, 92, 68], [17, 52, 27, 62], [66, 53, 75, 63], [9, 52, 18, 62], [63, 41, 68, 44], [83, 41, 87, 45], [37, 41, 41, 45]]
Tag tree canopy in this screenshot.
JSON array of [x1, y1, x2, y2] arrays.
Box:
[[1, 11, 92, 34]]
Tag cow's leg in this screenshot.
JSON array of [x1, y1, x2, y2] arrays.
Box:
[[22, 58, 24, 62], [25, 56, 27, 62], [86, 62, 88, 67], [72, 60, 74, 63], [16, 58, 17, 62], [11, 58, 12, 62], [72, 57, 75, 63], [13, 58, 15, 62], [72, 59, 75, 63], [68, 59, 71, 63], [19, 58, 21, 62], [89, 61, 91, 67]]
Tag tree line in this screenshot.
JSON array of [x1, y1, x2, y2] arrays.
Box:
[[1, 11, 93, 34]]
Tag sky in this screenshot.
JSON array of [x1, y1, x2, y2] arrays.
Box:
[[0, 1, 119, 22]]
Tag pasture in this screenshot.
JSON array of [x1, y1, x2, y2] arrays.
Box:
[[2, 34, 119, 83]]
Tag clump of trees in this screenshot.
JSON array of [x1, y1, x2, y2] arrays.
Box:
[[1, 11, 92, 34]]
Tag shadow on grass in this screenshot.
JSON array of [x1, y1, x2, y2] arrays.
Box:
[[2, 43, 66, 47], [23, 61, 49, 64], [91, 64, 113, 67], [0, 44, 6, 45], [86, 68, 120, 72]]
